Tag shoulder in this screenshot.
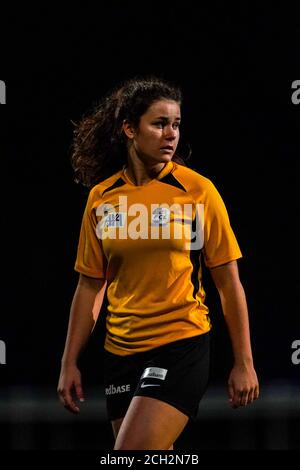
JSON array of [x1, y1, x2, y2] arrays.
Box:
[[87, 169, 124, 204], [172, 162, 216, 198]]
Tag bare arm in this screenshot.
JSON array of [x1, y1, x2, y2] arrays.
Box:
[[210, 260, 259, 408], [57, 273, 107, 413]]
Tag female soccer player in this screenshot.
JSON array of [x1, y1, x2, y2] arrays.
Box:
[[57, 76, 259, 450]]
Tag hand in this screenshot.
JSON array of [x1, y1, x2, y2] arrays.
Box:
[[57, 364, 85, 414], [227, 362, 259, 408]]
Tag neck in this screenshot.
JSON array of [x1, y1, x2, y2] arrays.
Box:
[[125, 153, 167, 186]]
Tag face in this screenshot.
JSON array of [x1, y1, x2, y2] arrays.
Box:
[[124, 99, 181, 165]]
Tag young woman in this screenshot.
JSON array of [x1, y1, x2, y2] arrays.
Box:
[[57, 76, 259, 450]]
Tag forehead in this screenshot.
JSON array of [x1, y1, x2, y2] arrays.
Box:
[[144, 99, 181, 118]]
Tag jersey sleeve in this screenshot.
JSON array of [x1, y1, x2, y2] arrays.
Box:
[[74, 188, 107, 278], [202, 180, 242, 268]]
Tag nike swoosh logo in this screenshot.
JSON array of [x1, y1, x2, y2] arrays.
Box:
[[140, 383, 161, 388]]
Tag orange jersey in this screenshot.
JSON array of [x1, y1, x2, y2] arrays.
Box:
[[75, 161, 242, 355]]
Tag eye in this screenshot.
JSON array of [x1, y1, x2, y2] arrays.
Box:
[[153, 121, 164, 128], [172, 122, 180, 129]]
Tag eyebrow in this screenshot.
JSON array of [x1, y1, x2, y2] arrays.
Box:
[[153, 116, 181, 120]]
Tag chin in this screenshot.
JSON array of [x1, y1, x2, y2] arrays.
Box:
[[157, 153, 173, 162], [141, 151, 173, 165]]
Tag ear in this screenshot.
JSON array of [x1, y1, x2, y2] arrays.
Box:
[[122, 120, 135, 139]]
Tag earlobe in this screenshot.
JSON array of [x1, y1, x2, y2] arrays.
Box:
[[122, 120, 135, 139]]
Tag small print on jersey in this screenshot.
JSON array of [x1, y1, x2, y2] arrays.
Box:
[[151, 207, 170, 226], [104, 212, 126, 228]]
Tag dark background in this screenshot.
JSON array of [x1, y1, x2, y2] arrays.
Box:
[[0, 2, 299, 454]]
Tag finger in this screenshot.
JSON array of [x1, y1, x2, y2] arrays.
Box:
[[246, 389, 255, 404], [75, 382, 85, 403], [246, 383, 260, 405], [232, 391, 242, 408], [228, 382, 234, 405], [253, 385, 260, 400], [240, 390, 249, 406], [60, 390, 80, 414], [64, 402, 80, 414], [228, 383, 241, 408], [230, 388, 241, 408]]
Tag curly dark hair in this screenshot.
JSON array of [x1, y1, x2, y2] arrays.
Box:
[[70, 76, 190, 188]]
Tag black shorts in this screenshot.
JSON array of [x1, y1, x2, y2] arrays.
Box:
[[103, 333, 210, 422]]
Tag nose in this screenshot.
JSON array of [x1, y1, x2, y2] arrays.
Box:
[[163, 125, 177, 140]]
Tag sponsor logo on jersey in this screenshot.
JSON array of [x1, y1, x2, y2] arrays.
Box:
[[103, 212, 126, 228], [140, 383, 161, 388], [151, 207, 170, 226], [141, 367, 168, 381], [105, 383, 131, 395]]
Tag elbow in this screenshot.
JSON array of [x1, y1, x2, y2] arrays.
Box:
[[78, 273, 107, 291]]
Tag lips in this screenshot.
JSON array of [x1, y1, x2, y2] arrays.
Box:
[[160, 146, 174, 150]]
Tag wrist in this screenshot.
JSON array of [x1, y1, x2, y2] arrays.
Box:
[[61, 357, 78, 367], [233, 356, 254, 367]]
